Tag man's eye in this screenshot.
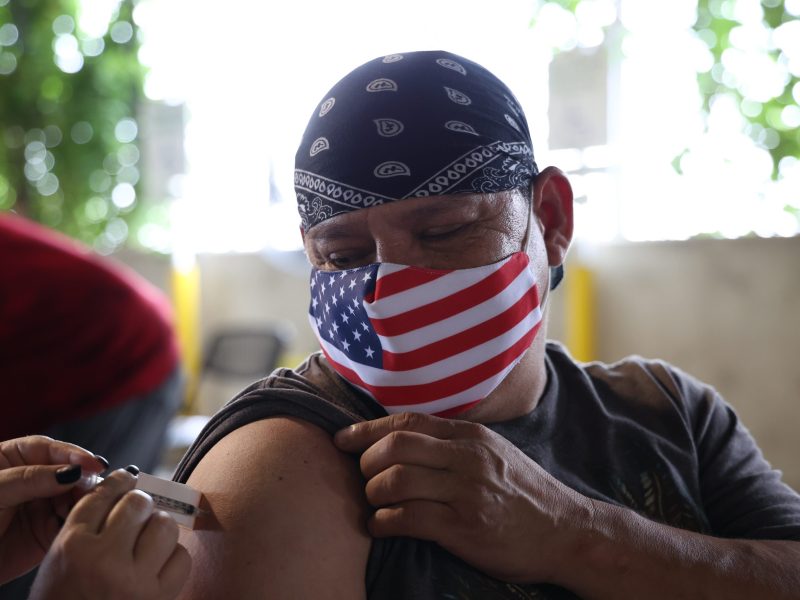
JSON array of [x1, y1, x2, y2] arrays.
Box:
[[421, 224, 466, 240], [314, 245, 373, 270], [327, 253, 357, 269]]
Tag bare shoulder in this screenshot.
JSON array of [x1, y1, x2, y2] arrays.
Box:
[[177, 417, 371, 599]]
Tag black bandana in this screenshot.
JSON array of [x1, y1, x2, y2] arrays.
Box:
[[294, 50, 538, 230]]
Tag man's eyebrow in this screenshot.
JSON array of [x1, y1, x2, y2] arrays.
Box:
[[409, 201, 466, 219], [306, 221, 362, 242], [308, 196, 484, 241], [406, 196, 484, 221]]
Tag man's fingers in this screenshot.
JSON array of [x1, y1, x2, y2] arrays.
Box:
[[66, 469, 138, 533], [365, 463, 456, 506], [334, 412, 476, 452], [368, 499, 456, 541], [134, 510, 179, 571], [158, 544, 192, 600], [0, 464, 83, 509], [359, 431, 451, 479]]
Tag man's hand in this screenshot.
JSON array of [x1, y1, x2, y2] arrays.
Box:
[[30, 469, 191, 600], [334, 412, 591, 584], [0, 435, 107, 583], [336, 413, 800, 599]]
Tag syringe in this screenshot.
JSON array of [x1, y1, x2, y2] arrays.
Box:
[[80, 472, 203, 530]]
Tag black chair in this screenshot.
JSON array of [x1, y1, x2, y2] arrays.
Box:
[[203, 325, 291, 379], [158, 324, 294, 474]]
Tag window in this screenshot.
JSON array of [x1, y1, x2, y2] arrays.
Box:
[[126, 0, 800, 253]]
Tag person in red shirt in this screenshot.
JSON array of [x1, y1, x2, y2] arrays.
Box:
[[0, 212, 184, 598], [0, 212, 182, 470]]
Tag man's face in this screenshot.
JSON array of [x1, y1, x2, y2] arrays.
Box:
[[303, 190, 533, 273]]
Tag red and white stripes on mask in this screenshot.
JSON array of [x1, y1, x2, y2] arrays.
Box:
[[308, 251, 542, 417]]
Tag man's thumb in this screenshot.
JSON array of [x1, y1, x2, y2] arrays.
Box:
[[0, 464, 82, 509]]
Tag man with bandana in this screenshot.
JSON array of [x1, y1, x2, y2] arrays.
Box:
[[174, 51, 800, 599]]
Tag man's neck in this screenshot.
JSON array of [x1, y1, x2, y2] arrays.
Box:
[[457, 339, 549, 424]]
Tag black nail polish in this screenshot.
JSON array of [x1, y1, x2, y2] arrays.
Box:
[[94, 455, 109, 469], [124, 465, 140, 476], [55, 465, 82, 484]]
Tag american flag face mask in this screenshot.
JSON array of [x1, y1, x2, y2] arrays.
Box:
[[308, 250, 543, 417]]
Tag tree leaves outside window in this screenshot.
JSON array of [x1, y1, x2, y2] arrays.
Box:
[[0, 0, 145, 253]]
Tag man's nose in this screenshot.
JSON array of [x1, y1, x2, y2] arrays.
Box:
[[374, 233, 427, 266]]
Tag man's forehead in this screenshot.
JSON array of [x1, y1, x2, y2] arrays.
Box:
[[305, 192, 517, 240]]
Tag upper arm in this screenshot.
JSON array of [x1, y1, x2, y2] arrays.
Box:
[[177, 417, 371, 599], [689, 382, 800, 540]]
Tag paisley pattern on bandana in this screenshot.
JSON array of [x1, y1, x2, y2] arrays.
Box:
[[294, 50, 538, 230]]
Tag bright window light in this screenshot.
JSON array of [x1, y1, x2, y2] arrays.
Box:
[[132, 0, 551, 254], [120, 0, 798, 253]]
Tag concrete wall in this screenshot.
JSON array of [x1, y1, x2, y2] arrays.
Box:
[[120, 236, 800, 490], [550, 236, 800, 491]]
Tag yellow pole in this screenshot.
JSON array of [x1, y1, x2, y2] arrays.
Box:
[[171, 257, 202, 413], [564, 263, 595, 362]]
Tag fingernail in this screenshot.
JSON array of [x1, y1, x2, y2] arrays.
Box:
[[56, 516, 65, 528], [55, 465, 82, 484], [124, 465, 140, 476], [94, 455, 109, 469]]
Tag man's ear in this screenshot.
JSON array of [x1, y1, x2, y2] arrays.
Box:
[[531, 166, 574, 267]]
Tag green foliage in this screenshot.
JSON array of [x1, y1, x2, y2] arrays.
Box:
[[531, 0, 581, 17], [531, 0, 799, 182], [0, 0, 145, 251], [694, 0, 799, 179]]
